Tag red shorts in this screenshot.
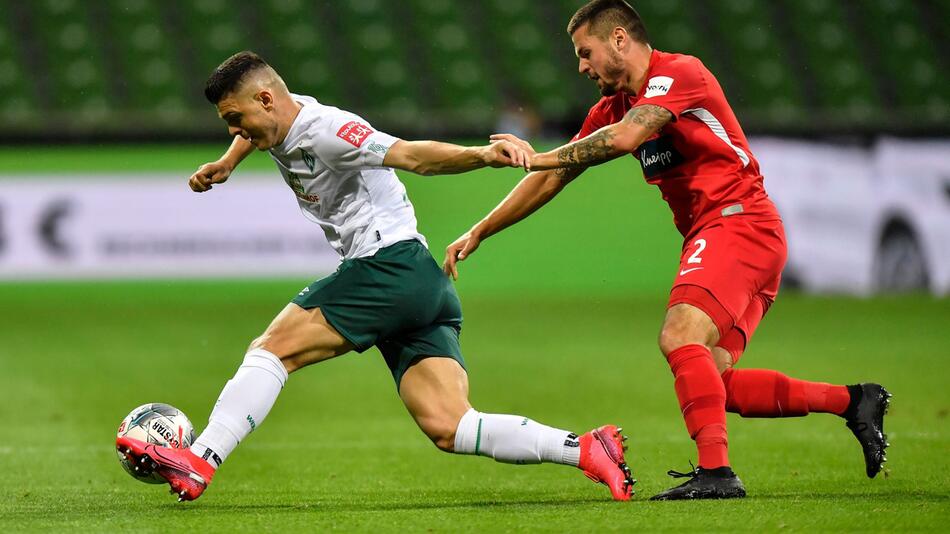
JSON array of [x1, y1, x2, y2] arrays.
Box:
[[668, 217, 787, 362]]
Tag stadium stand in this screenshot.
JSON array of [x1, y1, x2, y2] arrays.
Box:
[[0, 7, 40, 129], [25, 0, 114, 127], [104, 0, 190, 125], [1, 0, 947, 140], [405, 0, 497, 128], [331, 0, 424, 125], [704, 0, 806, 124], [255, 0, 344, 107]]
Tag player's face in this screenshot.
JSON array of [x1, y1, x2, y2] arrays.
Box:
[[572, 24, 626, 96], [216, 90, 280, 150]]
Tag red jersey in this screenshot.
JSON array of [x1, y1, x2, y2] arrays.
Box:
[[573, 49, 780, 237]]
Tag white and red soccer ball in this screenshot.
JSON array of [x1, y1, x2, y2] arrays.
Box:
[[116, 403, 196, 483]]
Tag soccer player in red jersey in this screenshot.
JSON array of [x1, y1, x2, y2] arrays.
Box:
[[444, 0, 890, 500]]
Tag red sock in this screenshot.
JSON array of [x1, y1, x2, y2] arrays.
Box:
[[666, 344, 729, 469], [721, 368, 850, 417]]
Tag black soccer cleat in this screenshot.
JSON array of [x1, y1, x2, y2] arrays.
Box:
[[844, 383, 891, 478], [649, 465, 746, 501]]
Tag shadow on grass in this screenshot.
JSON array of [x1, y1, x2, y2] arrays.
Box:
[[154, 488, 949, 514], [160, 496, 609, 514], [744, 490, 949, 502]]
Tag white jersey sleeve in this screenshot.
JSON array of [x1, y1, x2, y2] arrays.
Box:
[[269, 94, 425, 260], [312, 111, 400, 172]]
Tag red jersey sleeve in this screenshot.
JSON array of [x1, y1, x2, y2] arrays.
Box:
[[571, 97, 612, 141], [636, 56, 707, 118]]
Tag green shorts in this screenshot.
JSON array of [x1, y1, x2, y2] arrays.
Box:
[[292, 239, 464, 387]]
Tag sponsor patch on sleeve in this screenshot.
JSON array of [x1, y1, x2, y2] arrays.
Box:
[[643, 76, 674, 98], [336, 121, 374, 148], [367, 142, 389, 155]]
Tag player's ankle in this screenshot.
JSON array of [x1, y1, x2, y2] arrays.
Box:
[[190, 445, 223, 471], [842, 384, 864, 419], [700, 465, 735, 477]]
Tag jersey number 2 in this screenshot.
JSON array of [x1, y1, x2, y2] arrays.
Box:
[[687, 239, 707, 264]]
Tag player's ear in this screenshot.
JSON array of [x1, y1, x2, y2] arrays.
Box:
[[612, 26, 627, 51], [256, 90, 275, 110]]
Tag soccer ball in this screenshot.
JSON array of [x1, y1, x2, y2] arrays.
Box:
[[116, 403, 196, 483]]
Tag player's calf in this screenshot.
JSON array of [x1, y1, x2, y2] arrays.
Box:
[[415, 414, 461, 452], [452, 410, 634, 500], [453, 409, 579, 464]]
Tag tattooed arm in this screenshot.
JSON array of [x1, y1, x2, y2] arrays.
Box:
[[528, 104, 674, 171]]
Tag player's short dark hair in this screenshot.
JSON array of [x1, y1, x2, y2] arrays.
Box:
[[204, 51, 270, 104], [567, 0, 649, 44]]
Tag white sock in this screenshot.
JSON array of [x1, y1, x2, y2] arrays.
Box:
[[190, 349, 288, 469], [453, 409, 581, 466]]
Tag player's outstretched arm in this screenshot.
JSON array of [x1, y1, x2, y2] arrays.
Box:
[[443, 166, 584, 280], [382, 139, 527, 176], [188, 136, 255, 192], [507, 104, 673, 172]]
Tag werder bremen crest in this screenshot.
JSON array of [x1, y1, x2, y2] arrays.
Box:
[[301, 149, 315, 173]]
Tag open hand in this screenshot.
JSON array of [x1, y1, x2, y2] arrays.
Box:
[[443, 230, 482, 280]]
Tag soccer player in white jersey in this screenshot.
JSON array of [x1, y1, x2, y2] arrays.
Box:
[[116, 51, 634, 502]]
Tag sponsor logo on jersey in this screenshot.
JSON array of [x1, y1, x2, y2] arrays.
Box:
[[643, 76, 674, 98], [301, 149, 315, 173], [679, 267, 704, 276], [367, 142, 388, 155], [637, 135, 684, 177], [336, 121, 374, 148], [287, 172, 320, 203]]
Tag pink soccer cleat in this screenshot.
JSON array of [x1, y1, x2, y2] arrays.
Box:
[[116, 436, 215, 502], [578, 425, 635, 501]]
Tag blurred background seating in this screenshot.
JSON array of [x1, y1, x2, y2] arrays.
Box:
[[1, 0, 947, 141]]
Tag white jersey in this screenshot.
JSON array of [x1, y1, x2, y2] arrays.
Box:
[[268, 94, 426, 260]]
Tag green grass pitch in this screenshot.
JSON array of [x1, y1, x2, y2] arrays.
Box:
[[1, 285, 948, 531], [1, 147, 948, 530]]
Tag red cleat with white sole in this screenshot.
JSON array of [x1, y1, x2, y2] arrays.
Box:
[[578, 425, 635, 501], [116, 436, 215, 502]]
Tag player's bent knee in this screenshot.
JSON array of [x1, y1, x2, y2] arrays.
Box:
[[657, 331, 680, 357], [659, 304, 722, 356], [246, 335, 300, 373], [247, 333, 283, 360], [658, 328, 701, 357], [248, 329, 317, 374], [247, 335, 266, 353]]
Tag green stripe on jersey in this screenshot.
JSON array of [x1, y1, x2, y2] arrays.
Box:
[[475, 418, 483, 456]]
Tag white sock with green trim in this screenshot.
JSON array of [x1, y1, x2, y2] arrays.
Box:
[[453, 408, 581, 466], [190, 349, 288, 470]]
